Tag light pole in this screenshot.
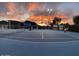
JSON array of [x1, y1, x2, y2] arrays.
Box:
[[47, 8, 56, 17], [47, 9, 53, 15], [47, 9, 53, 28]]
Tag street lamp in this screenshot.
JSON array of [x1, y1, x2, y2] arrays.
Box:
[[47, 9, 53, 15], [46, 9, 53, 29]]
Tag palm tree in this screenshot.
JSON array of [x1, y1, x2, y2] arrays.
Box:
[[50, 17, 61, 30]]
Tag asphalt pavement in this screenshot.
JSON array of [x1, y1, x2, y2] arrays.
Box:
[[0, 29, 79, 56]]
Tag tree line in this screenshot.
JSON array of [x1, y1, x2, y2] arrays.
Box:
[[0, 15, 79, 32]]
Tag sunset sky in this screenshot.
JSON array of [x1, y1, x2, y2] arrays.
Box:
[[0, 2, 79, 25]]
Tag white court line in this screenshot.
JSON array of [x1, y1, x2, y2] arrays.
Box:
[[44, 38, 77, 39], [4, 36, 76, 39], [4, 36, 41, 39], [0, 37, 79, 44]]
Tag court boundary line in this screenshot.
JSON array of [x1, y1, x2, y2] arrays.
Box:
[[3, 36, 78, 39], [1, 37, 79, 43]]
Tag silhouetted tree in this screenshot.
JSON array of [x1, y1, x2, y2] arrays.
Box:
[[31, 22, 37, 29], [50, 17, 62, 30], [0, 21, 8, 25], [54, 17, 61, 24], [0, 21, 8, 29], [69, 16, 79, 32], [64, 23, 69, 28], [24, 21, 37, 29], [73, 16, 79, 25], [8, 20, 23, 29]]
